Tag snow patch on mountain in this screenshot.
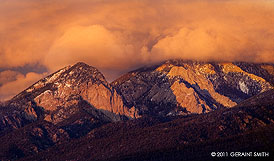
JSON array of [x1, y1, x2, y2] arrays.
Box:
[[239, 81, 249, 94]]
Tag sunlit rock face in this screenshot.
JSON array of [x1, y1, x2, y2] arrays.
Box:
[[30, 62, 138, 123], [0, 62, 138, 133], [112, 60, 273, 116], [0, 60, 273, 133]]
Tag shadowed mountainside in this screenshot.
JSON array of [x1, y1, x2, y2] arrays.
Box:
[[17, 89, 274, 161]]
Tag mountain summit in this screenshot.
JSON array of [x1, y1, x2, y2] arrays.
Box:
[[0, 62, 138, 135]]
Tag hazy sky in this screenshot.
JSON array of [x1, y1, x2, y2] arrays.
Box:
[[0, 0, 274, 101]]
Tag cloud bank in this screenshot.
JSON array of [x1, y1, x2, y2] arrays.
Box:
[[0, 71, 46, 101], [0, 0, 274, 100]]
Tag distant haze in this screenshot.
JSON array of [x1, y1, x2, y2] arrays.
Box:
[[0, 0, 274, 100]]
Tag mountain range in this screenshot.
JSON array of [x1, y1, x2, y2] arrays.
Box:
[[0, 60, 274, 161]]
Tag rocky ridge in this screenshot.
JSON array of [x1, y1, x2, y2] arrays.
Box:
[[1, 60, 273, 134], [0, 62, 138, 135], [112, 60, 274, 116]]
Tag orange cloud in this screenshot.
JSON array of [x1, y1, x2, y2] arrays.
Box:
[[1, 0, 273, 70], [149, 1, 274, 63], [0, 72, 46, 101], [0, 0, 274, 100], [44, 25, 135, 72]]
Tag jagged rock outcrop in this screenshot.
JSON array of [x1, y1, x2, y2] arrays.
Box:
[[0, 62, 138, 134], [112, 60, 274, 116]]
